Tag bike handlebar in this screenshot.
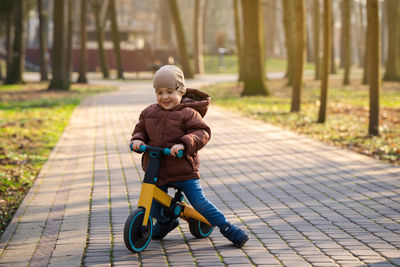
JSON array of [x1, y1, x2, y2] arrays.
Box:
[[130, 144, 184, 158]]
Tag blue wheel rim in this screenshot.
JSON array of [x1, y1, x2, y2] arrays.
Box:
[[198, 221, 213, 237], [129, 210, 153, 252]]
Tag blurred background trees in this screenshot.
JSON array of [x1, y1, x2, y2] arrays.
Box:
[[0, 0, 398, 135]]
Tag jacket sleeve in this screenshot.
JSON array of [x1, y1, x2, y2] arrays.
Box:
[[180, 109, 211, 155], [130, 112, 149, 143]]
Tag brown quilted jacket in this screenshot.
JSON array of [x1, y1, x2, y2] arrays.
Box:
[[130, 88, 211, 185]]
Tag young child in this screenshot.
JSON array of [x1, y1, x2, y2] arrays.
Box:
[[130, 65, 249, 248]]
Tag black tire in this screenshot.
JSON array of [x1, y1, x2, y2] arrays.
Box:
[[124, 208, 153, 252], [188, 218, 214, 238]]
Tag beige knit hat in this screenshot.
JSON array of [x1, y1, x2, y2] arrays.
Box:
[[153, 65, 186, 94]]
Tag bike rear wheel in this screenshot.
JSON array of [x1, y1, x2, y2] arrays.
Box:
[[188, 218, 213, 238]]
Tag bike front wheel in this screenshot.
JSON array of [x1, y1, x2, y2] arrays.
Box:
[[124, 207, 153, 252]]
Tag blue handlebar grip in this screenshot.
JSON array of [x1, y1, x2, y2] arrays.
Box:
[[138, 145, 147, 152], [164, 148, 183, 158]]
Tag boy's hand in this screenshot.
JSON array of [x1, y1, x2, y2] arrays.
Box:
[[170, 144, 185, 157], [130, 140, 145, 151]]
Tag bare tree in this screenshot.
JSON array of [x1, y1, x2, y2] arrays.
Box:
[[66, 0, 75, 84], [367, 0, 380, 136], [5, 0, 27, 84], [282, 0, 295, 85], [49, 0, 70, 90], [330, 5, 337, 74], [193, 0, 205, 74], [109, 0, 124, 79], [362, 6, 370, 85], [168, 0, 193, 78], [90, 0, 109, 78], [38, 0, 48, 81], [291, 0, 306, 112], [241, 0, 268, 95], [313, 0, 321, 80], [342, 0, 352, 85], [318, 0, 332, 123], [233, 0, 244, 81], [383, 0, 400, 81], [77, 0, 88, 83], [1, 0, 15, 80]]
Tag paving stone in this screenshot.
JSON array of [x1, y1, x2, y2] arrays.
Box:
[[1, 78, 400, 267]]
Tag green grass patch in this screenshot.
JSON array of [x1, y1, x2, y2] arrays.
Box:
[[0, 82, 116, 234], [202, 78, 400, 164], [203, 54, 314, 74]]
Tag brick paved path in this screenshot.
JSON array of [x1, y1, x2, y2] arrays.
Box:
[[1, 77, 399, 267]]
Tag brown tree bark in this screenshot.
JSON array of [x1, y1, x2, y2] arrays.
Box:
[[66, 0, 75, 84], [291, 0, 306, 112], [49, 0, 70, 90], [367, 0, 380, 136], [282, 0, 295, 85], [362, 10, 370, 85], [342, 0, 352, 85], [77, 0, 88, 83], [91, 0, 109, 79], [318, 0, 332, 123], [233, 0, 244, 81], [109, 0, 124, 79], [240, 0, 268, 95], [383, 0, 400, 81], [193, 0, 204, 74], [168, 0, 193, 78], [330, 5, 337, 74], [313, 0, 321, 80], [38, 0, 48, 81], [5, 0, 27, 84], [5, 11, 14, 80]]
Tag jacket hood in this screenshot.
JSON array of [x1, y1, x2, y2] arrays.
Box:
[[178, 88, 210, 117]]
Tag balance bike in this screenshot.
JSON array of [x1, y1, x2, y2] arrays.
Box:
[[124, 145, 214, 253]]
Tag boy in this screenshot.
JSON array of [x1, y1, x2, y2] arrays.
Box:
[[130, 65, 249, 247]]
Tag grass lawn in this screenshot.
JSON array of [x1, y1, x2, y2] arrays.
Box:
[[0, 82, 116, 234], [203, 54, 315, 73], [201, 76, 400, 165]]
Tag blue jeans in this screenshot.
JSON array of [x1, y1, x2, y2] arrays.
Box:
[[150, 179, 227, 228]]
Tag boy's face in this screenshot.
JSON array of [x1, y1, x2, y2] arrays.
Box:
[[155, 87, 183, 110]]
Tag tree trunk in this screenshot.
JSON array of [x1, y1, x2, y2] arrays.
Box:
[[158, 0, 173, 48], [318, 0, 332, 123], [362, 10, 370, 85], [49, 0, 70, 90], [168, 0, 193, 78], [367, 0, 380, 136], [233, 0, 244, 81], [291, 0, 306, 112], [265, 0, 277, 58], [5, 11, 14, 80], [313, 0, 321, 80], [342, 0, 352, 85], [282, 0, 295, 85], [5, 0, 26, 84], [38, 0, 48, 81], [193, 0, 204, 74], [241, 0, 268, 95], [92, 0, 109, 78], [66, 0, 74, 84], [383, 0, 400, 81], [358, 1, 365, 68], [109, 0, 124, 79], [77, 0, 88, 83], [330, 6, 337, 74]]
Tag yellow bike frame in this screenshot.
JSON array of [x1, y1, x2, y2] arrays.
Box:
[[135, 146, 211, 227]]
